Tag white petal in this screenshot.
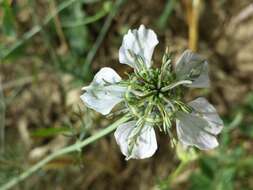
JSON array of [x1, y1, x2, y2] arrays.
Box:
[[175, 50, 209, 88], [176, 98, 223, 150], [176, 112, 219, 150], [114, 121, 157, 159], [80, 67, 126, 115], [119, 25, 159, 69], [189, 97, 223, 135], [88, 67, 122, 85]]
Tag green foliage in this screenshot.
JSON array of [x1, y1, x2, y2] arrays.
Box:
[[157, 0, 177, 29], [1, 0, 16, 38], [189, 150, 239, 190], [31, 127, 71, 137], [0, 145, 25, 186]]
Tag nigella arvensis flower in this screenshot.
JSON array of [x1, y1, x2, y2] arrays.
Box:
[[80, 25, 223, 160]]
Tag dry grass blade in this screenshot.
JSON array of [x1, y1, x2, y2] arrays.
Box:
[[231, 3, 253, 26], [49, 0, 69, 53], [183, 0, 202, 52]]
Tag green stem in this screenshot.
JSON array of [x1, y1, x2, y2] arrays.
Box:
[[0, 116, 130, 190], [157, 0, 177, 29], [83, 0, 126, 69], [168, 161, 189, 182], [62, 6, 109, 28]]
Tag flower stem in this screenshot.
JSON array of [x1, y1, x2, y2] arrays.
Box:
[[168, 160, 188, 182], [0, 116, 130, 190]]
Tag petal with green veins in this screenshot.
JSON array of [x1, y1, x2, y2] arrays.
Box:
[[189, 97, 223, 135], [176, 97, 223, 150], [175, 50, 209, 88], [114, 121, 157, 159], [80, 67, 126, 115], [176, 112, 219, 150], [119, 25, 159, 69]]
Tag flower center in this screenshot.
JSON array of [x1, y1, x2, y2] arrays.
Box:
[[124, 68, 183, 124]]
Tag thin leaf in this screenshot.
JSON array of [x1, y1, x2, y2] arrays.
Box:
[[31, 127, 71, 137]]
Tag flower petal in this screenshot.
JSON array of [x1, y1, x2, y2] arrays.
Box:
[[176, 112, 219, 150], [80, 67, 126, 115], [175, 50, 209, 88], [119, 25, 159, 69], [114, 121, 157, 159], [176, 98, 223, 150], [189, 97, 223, 135]]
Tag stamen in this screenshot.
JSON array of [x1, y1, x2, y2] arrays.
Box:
[[173, 100, 192, 113], [106, 108, 129, 119], [158, 47, 172, 89], [161, 80, 192, 92], [159, 94, 175, 111], [127, 49, 148, 74]]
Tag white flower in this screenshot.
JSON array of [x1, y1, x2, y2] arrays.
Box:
[[80, 25, 223, 160], [114, 121, 157, 159], [175, 50, 209, 88], [119, 24, 159, 69], [176, 97, 223, 150], [80, 67, 126, 115]]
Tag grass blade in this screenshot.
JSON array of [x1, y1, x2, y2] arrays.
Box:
[[0, 0, 87, 61]]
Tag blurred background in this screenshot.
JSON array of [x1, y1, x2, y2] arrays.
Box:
[[1, 0, 253, 189]]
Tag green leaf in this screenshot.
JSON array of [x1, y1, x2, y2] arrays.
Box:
[[190, 172, 212, 190], [199, 157, 217, 178], [61, 2, 112, 28], [157, 0, 177, 29], [215, 167, 236, 190], [61, 1, 91, 54], [2, 0, 16, 37], [31, 127, 71, 137]]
